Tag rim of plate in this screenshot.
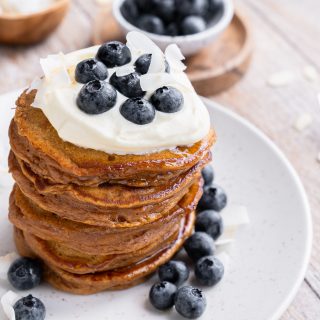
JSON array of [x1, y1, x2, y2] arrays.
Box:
[[202, 96, 313, 320]]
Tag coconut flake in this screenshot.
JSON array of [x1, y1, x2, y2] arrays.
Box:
[[126, 31, 165, 73], [293, 113, 313, 131], [116, 65, 135, 77], [216, 205, 250, 246], [40, 53, 71, 86], [165, 44, 186, 72], [0, 253, 19, 281], [303, 65, 319, 82], [27, 77, 42, 94], [267, 71, 295, 87], [1, 291, 20, 320]]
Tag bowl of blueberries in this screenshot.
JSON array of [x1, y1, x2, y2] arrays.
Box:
[[113, 0, 234, 56]]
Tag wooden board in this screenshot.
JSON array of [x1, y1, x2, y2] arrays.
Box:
[[93, 10, 253, 96]]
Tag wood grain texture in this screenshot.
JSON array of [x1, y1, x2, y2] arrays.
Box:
[[0, 0, 319, 318]]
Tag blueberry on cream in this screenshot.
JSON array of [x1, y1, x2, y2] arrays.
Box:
[[120, 98, 155, 125], [110, 72, 145, 98], [96, 41, 131, 68], [134, 54, 170, 75], [151, 86, 184, 113], [75, 58, 108, 84], [77, 80, 117, 115]]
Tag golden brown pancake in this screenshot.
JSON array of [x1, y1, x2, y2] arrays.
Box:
[[14, 208, 195, 294], [9, 151, 204, 227], [10, 90, 215, 187]]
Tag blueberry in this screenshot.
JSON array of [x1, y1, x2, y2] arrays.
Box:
[[158, 260, 189, 286], [166, 23, 179, 36], [201, 165, 214, 186], [150, 86, 183, 113], [134, 54, 170, 75], [195, 210, 223, 240], [175, 286, 206, 319], [75, 58, 108, 84], [135, 0, 151, 12], [184, 232, 215, 261], [208, 0, 223, 12], [198, 184, 227, 212], [137, 14, 165, 35], [176, 0, 209, 17], [7, 258, 42, 290], [206, 0, 224, 22], [120, 98, 155, 125], [14, 295, 46, 320], [195, 255, 224, 286], [149, 0, 176, 22], [110, 72, 145, 98], [76, 80, 117, 115], [149, 281, 177, 310], [181, 16, 206, 35], [120, 0, 139, 24], [96, 41, 131, 68]]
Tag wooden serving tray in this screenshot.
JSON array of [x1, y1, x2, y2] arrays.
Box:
[[93, 9, 253, 96]]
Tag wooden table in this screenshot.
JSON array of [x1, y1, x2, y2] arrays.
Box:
[[0, 0, 319, 318]]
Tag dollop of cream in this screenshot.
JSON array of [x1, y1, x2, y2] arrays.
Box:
[[30, 31, 211, 155]]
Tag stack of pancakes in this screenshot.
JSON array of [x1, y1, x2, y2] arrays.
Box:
[[8, 90, 215, 294]]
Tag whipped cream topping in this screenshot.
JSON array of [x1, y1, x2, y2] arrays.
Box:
[[30, 32, 211, 155]]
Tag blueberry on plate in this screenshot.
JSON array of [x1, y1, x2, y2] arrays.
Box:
[[175, 286, 206, 319], [176, 0, 209, 18], [195, 210, 223, 240], [137, 14, 165, 35], [184, 232, 215, 262], [201, 165, 214, 186], [149, 0, 176, 22], [150, 86, 183, 113], [158, 260, 189, 286], [120, 98, 155, 125], [197, 184, 227, 212], [14, 295, 46, 320], [120, 0, 139, 24], [134, 54, 170, 75], [195, 255, 224, 286], [149, 281, 177, 310], [7, 258, 42, 290], [76, 80, 117, 115], [96, 41, 131, 68], [75, 58, 108, 84], [110, 72, 145, 98], [181, 16, 207, 35]]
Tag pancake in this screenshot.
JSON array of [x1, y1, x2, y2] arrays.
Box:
[[9, 151, 204, 227], [10, 90, 215, 187], [14, 208, 195, 294], [9, 179, 202, 256]]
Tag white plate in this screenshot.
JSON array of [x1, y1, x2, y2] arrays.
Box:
[[0, 91, 312, 320]]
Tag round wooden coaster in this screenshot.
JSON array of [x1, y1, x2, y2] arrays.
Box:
[[92, 9, 253, 96]]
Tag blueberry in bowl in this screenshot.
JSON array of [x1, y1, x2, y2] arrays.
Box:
[[113, 0, 234, 56]]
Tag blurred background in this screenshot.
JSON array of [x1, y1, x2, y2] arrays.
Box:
[[0, 0, 319, 318]]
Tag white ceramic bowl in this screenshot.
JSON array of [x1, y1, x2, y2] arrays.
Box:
[[113, 0, 234, 56]]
